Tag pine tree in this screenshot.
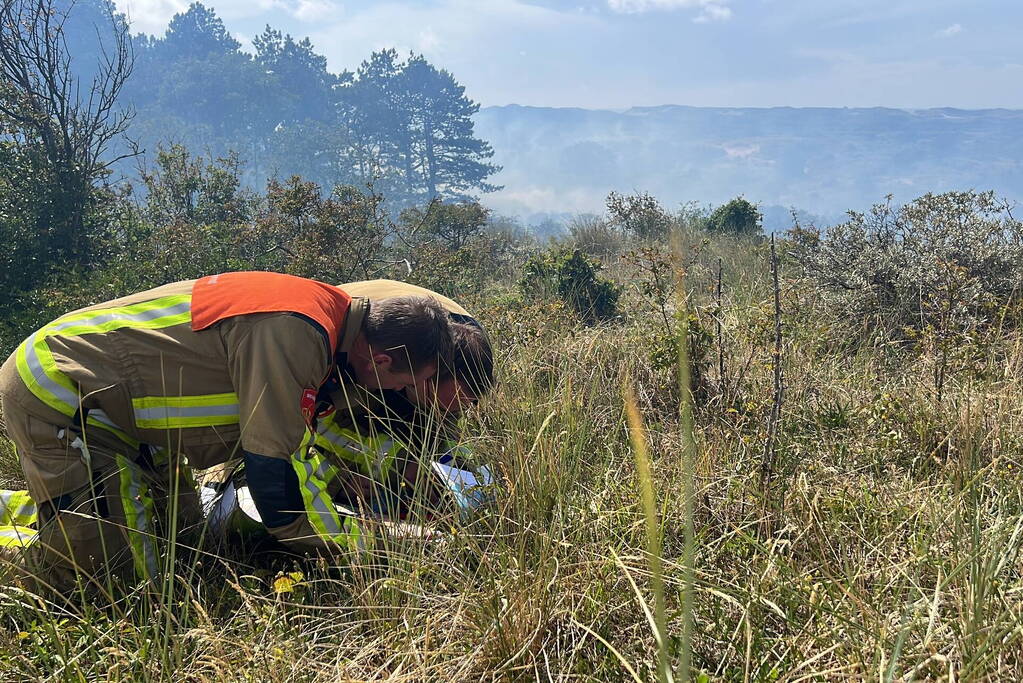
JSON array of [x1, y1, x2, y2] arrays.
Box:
[[127, 4, 274, 177], [340, 49, 408, 199], [340, 50, 501, 206], [401, 55, 501, 202], [253, 27, 341, 126], [160, 3, 241, 60]]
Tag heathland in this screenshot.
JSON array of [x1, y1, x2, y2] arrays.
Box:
[[2, 1, 1023, 677], [2, 179, 1022, 680]]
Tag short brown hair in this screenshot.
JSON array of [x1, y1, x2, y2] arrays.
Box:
[[438, 322, 494, 398], [363, 296, 453, 372]]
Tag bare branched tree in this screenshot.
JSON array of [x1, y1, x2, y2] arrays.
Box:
[[0, 0, 133, 259]]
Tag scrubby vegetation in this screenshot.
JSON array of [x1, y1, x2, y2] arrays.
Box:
[[3, 1, 1023, 678], [2, 172, 1023, 679]]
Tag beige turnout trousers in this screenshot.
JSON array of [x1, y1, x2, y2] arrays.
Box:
[[0, 390, 203, 594]]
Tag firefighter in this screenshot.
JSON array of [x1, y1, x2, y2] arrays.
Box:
[[312, 280, 494, 516], [339, 279, 493, 423], [200, 280, 496, 546], [0, 271, 452, 593]]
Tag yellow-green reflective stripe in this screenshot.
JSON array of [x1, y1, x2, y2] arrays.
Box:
[[316, 422, 374, 471], [14, 295, 193, 434], [132, 392, 240, 429], [0, 526, 38, 547], [292, 441, 361, 551], [86, 410, 140, 448], [15, 330, 80, 417], [47, 295, 192, 334], [0, 490, 37, 527], [293, 440, 338, 536], [133, 392, 238, 409], [316, 421, 401, 479], [16, 334, 139, 450], [117, 456, 158, 580], [51, 312, 191, 338], [136, 414, 238, 429]]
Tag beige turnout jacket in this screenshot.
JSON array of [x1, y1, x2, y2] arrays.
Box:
[[0, 278, 369, 551]]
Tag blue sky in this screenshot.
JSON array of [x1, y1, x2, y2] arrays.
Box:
[[117, 0, 1023, 109]]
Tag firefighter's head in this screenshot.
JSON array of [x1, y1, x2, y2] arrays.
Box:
[[407, 322, 493, 414], [349, 296, 453, 391]]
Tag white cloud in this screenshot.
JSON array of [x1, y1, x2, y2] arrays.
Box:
[[607, 0, 730, 19], [693, 3, 731, 22], [116, 0, 189, 35], [935, 23, 962, 38], [307, 0, 597, 74], [418, 27, 442, 52], [115, 0, 340, 34], [723, 143, 759, 159], [292, 0, 340, 23]]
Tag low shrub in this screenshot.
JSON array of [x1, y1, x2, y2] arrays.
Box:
[[706, 196, 762, 236], [789, 190, 1023, 341], [518, 247, 620, 324]]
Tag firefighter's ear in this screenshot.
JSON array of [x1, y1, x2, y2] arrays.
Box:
[[371, 352, 393, 371]]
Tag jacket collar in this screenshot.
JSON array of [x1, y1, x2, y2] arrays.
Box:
[[338, 296, 368, 353]]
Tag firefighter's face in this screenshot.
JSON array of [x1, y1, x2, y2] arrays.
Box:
[[407, 377, 477, 414]]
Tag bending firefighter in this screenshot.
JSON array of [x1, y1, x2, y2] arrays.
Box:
[[0, 271, 451, 594], [203, 280, 497, 546]]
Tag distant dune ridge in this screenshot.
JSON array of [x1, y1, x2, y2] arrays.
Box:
[[473, 104, 1023, 230]]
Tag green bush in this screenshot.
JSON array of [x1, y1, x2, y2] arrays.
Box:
[[398, 201, 490, 251], [518, 247, 620, 324], [567, 213, 624, 257], [789, 190, 1023, 340], [706, 197, 762, 236], [605, 191, 672, 240]]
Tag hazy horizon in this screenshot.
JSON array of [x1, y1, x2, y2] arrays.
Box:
[[472, 104, 1023, 224], [482, 102, 1023, 112], [115, 0, 1023, 111], [86, 0, 1023, 225]]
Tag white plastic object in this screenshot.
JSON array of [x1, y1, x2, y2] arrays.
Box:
[[431, 461, 495, 516]]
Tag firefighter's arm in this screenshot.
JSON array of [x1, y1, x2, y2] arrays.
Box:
[[316, 412, 446, 513], [224, 314, 362, 554]]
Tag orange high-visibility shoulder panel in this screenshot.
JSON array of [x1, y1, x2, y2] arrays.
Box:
[[191, 272, 351, 351]]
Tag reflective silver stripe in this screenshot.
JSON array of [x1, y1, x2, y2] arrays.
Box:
[[0, 527, 37, 545], [18, 299, 192, 420], [0, 491, 36, 531], [47, 300, 192, 334], [0, 492, 35, 522], [133, 403, 239, 422], [90, 410, 118, 430], [298, 457, 344, 536], [23, 342, 136, 443], [122, 466, 158, 578], [318, 425, 395, 473], [317, 425, 366, 452], [23, 331, 80, 412], [312, 458, 336, 486]]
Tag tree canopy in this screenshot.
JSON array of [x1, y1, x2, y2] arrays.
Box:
[[120, 4, 500, 206]]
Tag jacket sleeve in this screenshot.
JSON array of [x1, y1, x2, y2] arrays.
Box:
[[224, 314, 330, 460], [315, 412, 451, 516], [224, 314, 363, 553]]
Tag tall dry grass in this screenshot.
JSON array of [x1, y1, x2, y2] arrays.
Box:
[[1, 232, 1022, 680]]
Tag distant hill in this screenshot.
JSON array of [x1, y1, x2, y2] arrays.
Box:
[[473, 105, 1023, 230]]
